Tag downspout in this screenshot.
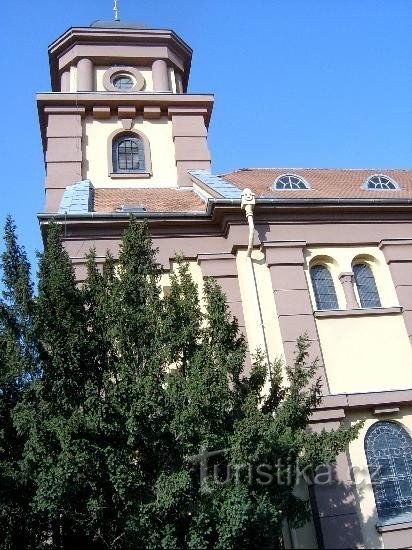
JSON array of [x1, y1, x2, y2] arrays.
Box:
[[240, 189, 271, 370]]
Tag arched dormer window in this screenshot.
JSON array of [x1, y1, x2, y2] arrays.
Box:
[[109, 130, 151, 177], [113, 134, 145, 173], [310, 264, 338, 310], [365, 421, 412, 522], [273, 174, 310, 190], [364, 174, 399, 190], [353, 263, 381, 308]]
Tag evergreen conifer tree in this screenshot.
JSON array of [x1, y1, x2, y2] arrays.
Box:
[[0, 218, 361, 549], [0, 217, 36, 547]]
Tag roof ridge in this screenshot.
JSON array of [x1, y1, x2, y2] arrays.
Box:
[[220, 167, 412, 175]]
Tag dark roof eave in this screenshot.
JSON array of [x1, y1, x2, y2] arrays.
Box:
[[37, 196, 412, 224]]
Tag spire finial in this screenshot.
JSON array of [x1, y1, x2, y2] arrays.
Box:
[[113, 0, 120, 21]]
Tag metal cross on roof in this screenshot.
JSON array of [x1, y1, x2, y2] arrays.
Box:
[[113, 0, 120, 21]]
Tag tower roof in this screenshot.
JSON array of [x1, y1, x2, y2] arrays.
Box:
[[48, 24, 193, 92], [90, 20, 149, 30]]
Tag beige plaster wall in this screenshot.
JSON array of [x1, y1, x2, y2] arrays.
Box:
[[303, 246, 410, 394], [236, 249, 286, 364], [346, 408, 412, 549], [160, 260, 205, 309], [84, 116, 178, 187], [69, 65, 78, 92], [317, 313, 412, 394], [94, 66, 154, 92], [168, 67, 177, 93], [304, 246, 399, 310]]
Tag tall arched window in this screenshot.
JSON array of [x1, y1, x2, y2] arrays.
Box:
[[353, 263, 381, 308], [310, 265, 338, 310], [365, 421, 412, 521], [112, 134, 145, 173]]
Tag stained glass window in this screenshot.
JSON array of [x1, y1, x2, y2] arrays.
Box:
[[310, 265, 338, 310], [353, 263, 381, 308], [365, 422, 412, 521]]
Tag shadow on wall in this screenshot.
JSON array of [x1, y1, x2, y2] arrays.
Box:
[[309, 460, 367, 549]]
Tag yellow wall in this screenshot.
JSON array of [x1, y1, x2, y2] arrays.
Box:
[[160, 260, 205, 309], [317, 313, 412, 394], [83, 116, 178, 187], [346, 408, 412, 549], [94, 66, 154, 92], [303, 246, 410, 394], [236, 249, 285, 366]]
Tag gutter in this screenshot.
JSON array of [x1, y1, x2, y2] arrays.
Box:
[[37, 195, 412, 222]]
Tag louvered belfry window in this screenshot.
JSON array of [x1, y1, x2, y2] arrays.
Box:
[[365, 421, 412, 521], [310, 265, 338, 310], [353, 263, 381, 308], [113, 135, 145, 173]]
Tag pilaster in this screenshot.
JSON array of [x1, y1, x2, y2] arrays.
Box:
[[197, 253, 251, 373], [261, 240, 329, 390], [380, 239, 412, 344], [44, 107, 85, 212], [170, 107, 211, 185]]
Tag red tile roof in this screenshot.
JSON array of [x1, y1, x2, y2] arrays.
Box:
[[221, 168, 412, 199], [93, 188, 206, 213], [93, 169, 412, 214]]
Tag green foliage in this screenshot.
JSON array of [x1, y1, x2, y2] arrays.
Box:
[[0, 218, 361, 549]]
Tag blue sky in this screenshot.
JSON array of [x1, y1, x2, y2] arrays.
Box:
[[1, 0, 412, 266]]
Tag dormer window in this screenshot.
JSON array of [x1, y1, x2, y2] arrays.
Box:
[[273, 174, 309, 190], [364, 174, 399, 190]]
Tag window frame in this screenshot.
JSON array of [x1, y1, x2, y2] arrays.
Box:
[[108, 129, 152, 179], [310, 263, 339, 311], [353, 261, 381, 309], [363, 174, 400, 191], [102, 66, 146, 93], [113, 134, 145, 174], [273, 173, 310, 191], [112, 75, 135, 90], [365, 421, 412, 523]]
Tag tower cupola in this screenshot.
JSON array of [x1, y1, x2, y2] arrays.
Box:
[[37, 21, 214, 212]]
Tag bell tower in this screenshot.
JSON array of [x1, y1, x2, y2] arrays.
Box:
[[37, 20, 214, 212]]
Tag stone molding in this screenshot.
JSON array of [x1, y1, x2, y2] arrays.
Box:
[[49, 27, 193, 92], [260, 240, 307, 267], [314, 306, 402, 318], [376, 520, 412, 548]]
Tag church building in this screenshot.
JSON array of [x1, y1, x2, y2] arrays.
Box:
[[36, 19, 412, 549]]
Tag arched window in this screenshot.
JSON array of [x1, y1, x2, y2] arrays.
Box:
[[365, 421, 412, 522], [310, 265, 338, 310], [353, 263, 381, 308], [273, 174, 310, 190], [112, 134, 145, 173], [364, 175, 399, 190]]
